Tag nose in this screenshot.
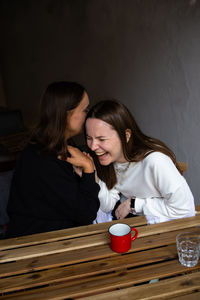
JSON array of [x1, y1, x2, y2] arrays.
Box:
[[89, 140, 99, 151]]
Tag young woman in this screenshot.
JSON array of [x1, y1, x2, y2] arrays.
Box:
[[85, 100, 195, 224], [6, 81, 100, 237]]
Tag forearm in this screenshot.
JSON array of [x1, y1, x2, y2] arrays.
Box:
[[135, 184, 195, 221], [98, 179, 120, 212]]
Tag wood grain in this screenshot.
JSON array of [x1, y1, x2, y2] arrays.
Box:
[[1, 216, 199, 263], [0, 244, 177, 293], [0, 261, 199, 299], [81, 272, 200, 300], [0, 216, 146, 251]]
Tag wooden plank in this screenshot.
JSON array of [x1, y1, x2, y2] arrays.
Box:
[[1, 216, 199, 263], [0, 261, 199, 299], [170, 291, 200, 300], [0, 231, 110, 263], [0, 244, 111, 278], [0, 244, 178, 293], [81, 272, 200, 300], [0, 216, 147, 251], [138, 216, 200, 238], [0, 238, 163, 278], [1, 226, 199, 277], [1, 214, 199, 252], [196, 205, 200, 216]]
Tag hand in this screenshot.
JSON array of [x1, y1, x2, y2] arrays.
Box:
[[73, 152, 93, 177], [115, 198, 131, 219], [66, 145, 94, 173]]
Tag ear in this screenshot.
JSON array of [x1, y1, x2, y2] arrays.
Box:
[[125, 129, 131, 143]]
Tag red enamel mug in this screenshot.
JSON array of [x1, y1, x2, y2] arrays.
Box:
[[109, 223, 138, 253]]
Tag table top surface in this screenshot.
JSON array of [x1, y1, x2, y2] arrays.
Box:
[[0, 214, 200, 299]]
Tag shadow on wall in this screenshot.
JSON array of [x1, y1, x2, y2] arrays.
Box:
[[0, 108, 26, 136]]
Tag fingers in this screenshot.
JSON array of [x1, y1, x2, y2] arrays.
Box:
[[67, 145, 80, 155], [85, 152, 92, 158], [115, 199, 131, 219], [83, 152, 93, 160], [67, 145, 73, 152], [67, 146, 84, 161], [66, 156, 75, 165], [115, 208, 121, 220], [66, 146, 94, 172], [68, 146, 90, 158]]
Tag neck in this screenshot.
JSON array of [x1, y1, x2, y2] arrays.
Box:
[[116, 160, 129, 164]]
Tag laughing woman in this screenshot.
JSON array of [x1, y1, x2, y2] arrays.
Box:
[[85, 100, 195, 224], [6, 81, 100, 238]]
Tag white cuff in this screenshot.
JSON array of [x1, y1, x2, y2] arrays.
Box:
[[135, 198, 145, 214]]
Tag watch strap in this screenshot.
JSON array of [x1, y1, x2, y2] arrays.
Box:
[[130, 198, 136, 215]]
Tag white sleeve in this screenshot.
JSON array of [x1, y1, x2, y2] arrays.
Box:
[[98, 179, 120, 213], [134, 155, 195, 223]]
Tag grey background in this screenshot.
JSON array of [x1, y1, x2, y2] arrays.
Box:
[[0, 0, 199, 205]]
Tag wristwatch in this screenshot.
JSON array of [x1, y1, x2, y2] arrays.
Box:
[[130, 198, 136, 215]]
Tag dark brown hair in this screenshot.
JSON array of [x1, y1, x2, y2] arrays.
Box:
[[85, 99, 180, 189], [33, 81, 85, 158]]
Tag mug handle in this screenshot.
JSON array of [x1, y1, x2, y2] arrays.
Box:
[[131, 228, 138, 241]]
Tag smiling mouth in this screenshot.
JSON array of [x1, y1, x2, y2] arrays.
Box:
[[95, 152, 109, 160], [95, 152, 106, 156]]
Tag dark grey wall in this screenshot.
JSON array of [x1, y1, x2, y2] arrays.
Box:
[[0, 0, 200, 204]]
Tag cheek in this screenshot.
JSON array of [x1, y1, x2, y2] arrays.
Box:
[[86, 140, 91, 148], [82, 113, 87, 121], [103, 141, 112, 151], [78, 114, 85, 127]]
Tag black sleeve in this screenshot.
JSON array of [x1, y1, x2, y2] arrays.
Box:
[[38, 158, 100, 225]]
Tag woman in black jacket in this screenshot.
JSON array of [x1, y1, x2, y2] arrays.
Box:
[[6, 81, 100, 237]]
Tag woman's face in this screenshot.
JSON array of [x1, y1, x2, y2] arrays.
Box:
[[86, 118, 127, 165], [67, 92, 89, 138]]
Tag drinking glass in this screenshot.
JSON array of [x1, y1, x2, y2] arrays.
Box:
[[176, 232, 200, 267]]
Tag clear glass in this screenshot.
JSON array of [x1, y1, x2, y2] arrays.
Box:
[[176, 232, 200, 268]]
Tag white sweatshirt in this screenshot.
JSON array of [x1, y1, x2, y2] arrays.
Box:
[[95, 152, 195, 224]]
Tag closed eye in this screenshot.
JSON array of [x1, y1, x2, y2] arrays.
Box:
[[84, 107, 89, 113], [86, 136, 107, 142]]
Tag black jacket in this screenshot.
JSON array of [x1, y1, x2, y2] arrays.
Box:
[[6, 143, 100, 237]]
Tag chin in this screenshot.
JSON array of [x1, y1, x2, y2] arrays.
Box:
[[98, 159, 112, 166]]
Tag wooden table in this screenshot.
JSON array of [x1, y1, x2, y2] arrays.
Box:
[[0, 215, 200, 299]]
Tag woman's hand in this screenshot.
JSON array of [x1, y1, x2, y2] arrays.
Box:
[[66, 145, 94, 173], [73, 153, 93, 177], [115, 198, 131, 219]]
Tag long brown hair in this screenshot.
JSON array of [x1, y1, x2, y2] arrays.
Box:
[[85, 99, 180, 189], [33, 81, 85, 158]]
